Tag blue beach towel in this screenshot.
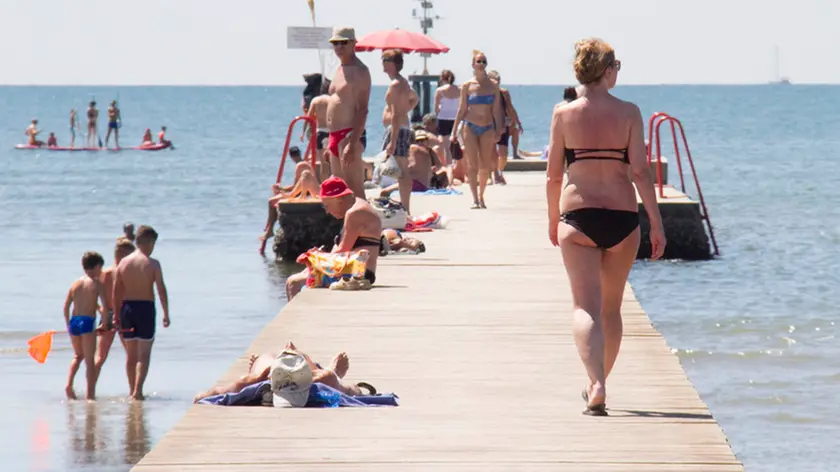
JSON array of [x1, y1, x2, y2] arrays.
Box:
[[197, 381, 399, 408], [413, 188, 462, 195]]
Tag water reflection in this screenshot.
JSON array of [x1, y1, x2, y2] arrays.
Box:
[[124, 402, 150, 465], [263, 258, 303, 298], [64, 400, 151, 470]]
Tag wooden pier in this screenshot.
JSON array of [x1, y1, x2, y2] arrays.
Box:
[[133, 172, 740, 471]]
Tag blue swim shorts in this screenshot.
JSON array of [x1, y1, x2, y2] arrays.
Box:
[[68, 315, 95, 336]]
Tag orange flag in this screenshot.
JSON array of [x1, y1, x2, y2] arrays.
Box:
[[28, 330, 56, 364]]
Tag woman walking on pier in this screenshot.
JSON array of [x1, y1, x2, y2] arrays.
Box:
[[545, 38, 666, 416]]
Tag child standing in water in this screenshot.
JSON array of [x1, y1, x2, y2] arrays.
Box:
[[63, 251, 109, 400]]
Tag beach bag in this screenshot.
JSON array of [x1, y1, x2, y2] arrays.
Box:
[[376, 150, 402, 179], [370, 197, 407, 230], [296, 249, 370, 289]]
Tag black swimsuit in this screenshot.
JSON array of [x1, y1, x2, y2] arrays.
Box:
[[561, 147, 640, 249], [334, 233, 382, 284]]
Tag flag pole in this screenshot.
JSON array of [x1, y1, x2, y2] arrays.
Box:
[[307, 0, 325, 77]]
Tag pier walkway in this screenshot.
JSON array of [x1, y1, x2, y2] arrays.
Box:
[[133, 172, 742, 471]]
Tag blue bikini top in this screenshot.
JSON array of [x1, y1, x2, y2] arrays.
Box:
[[467, 94, 494, 105]]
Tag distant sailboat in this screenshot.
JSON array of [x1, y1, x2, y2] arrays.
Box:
[[770, 46, 791, 85]]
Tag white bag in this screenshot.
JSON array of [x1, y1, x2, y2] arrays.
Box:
[[377, 150, 402, 179]]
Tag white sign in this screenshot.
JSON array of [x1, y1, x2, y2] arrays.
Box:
[[287, 26, 333, 50]]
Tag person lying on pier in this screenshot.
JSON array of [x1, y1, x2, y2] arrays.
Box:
[[259, 147, 321, 250], [192, 341, 374, 404], [379, 130, 447, 197], [285, 176, 382, 300]]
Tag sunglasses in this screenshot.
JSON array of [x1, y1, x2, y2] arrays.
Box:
[[475, 59, 487, 65], [331, 40, 349, 46], [612, 60, 622, 71]]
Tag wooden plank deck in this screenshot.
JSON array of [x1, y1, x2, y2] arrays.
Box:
[[132, 172, 742, 471]]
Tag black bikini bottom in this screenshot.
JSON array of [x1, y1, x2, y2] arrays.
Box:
[[561, 208, 639, 249]]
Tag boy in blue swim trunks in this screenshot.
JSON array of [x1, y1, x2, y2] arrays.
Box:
[[113, 225, 170, 400], [63, 251, 109, 400]]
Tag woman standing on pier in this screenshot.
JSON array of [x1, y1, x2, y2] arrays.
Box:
[[451, 50, 504, 209], [434, 69, 460, 166], [545, 38, 666, 416]]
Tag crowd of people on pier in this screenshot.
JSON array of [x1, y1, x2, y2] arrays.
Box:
[[251, 28, 670, 414]]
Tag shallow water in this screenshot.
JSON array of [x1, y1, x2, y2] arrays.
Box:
[[1, 85, 838, 471]]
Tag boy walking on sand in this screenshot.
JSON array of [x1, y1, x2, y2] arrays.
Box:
[[113, 225, 170, 400], [63, 251, 109, 400], [95, 237, 136, 381]]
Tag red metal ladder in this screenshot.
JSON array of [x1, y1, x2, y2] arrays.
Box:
[[647, 112, 720, 256]]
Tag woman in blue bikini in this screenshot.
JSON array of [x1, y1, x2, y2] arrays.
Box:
[[451, 50, 504, 209], [546, 38, 666, 416]]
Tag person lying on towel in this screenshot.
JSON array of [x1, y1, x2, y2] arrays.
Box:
[[192, 341, 375, 404]]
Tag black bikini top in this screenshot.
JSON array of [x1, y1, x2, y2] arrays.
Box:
[[564, 147, 629, 166], [335, 232, 383, 250]]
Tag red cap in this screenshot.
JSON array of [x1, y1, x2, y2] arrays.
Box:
[[320, 176, 354, 199]]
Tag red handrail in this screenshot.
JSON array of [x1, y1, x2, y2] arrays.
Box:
[[646, 112, 720, 256], [276, 115, 318, 184], [259, 116, 319, 256]]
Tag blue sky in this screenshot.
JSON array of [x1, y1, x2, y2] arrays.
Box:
[[1, 0, 837, 86]]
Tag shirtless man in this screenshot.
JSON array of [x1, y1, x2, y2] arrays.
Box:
[[192, 341, 370, 403], [63, 251, 109, 400], [304, 80, 332, 180], [380, 49, 420, 214], [113, 225, 170, 400], [285, 176, 382, 300], [123, 222, 136, 242], [96, 237, 136, 381], [325, 27, 371, 199], [258, 147, 321, 254], [86, 101, 99, 148], [380, 130, 444, 197], [105, 100, 121, 148], [25, 119, 44, 146]]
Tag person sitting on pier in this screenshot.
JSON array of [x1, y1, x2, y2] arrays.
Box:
[[259, 147, 321, 251], [380, 130, 446, 196], [285, 176, 382, 300], [546, 38, 666, 416], [192, 341, 373, 403]]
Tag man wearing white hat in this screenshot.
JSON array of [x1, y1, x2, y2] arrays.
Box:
[[270, 351, 314, 407], [325, 26, 371, 201]]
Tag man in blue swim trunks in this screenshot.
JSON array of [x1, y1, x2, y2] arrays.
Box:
[[63, 251, 109, 400], [113, 225, 170, 400], [105, 100, 121, 149]]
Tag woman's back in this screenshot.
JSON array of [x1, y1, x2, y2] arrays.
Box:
[[557, 94, 641, 212]]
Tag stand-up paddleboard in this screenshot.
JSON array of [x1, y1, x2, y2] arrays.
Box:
[[15, 142, 173, 152]]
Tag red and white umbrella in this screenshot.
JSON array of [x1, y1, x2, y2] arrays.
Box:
[[354, 28, 450, 54]]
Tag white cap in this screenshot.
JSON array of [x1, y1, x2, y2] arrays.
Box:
[[270, 351, 313, 408]]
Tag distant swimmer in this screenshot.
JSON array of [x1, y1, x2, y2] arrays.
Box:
[[326, 27, 371, 199], [123, 222, 136, 242], [25, 119, 44, 146], [63, 251, 109, 400], [96, 237, 136, 382], [86, 101, 99, 147], [113, 225, 170, 400], [105, 100, 121, 148], [69, 109, 81, 148], [47, 132, 57, 147], [141, 129, 154, 146]]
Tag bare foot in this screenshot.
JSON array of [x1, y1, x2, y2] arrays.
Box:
[[331, 352, 350, 378], [248, 354, 258, 371], [131, 392, 145, 401], [65, 386, 77, 400], [285, 341, 297, 351]]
